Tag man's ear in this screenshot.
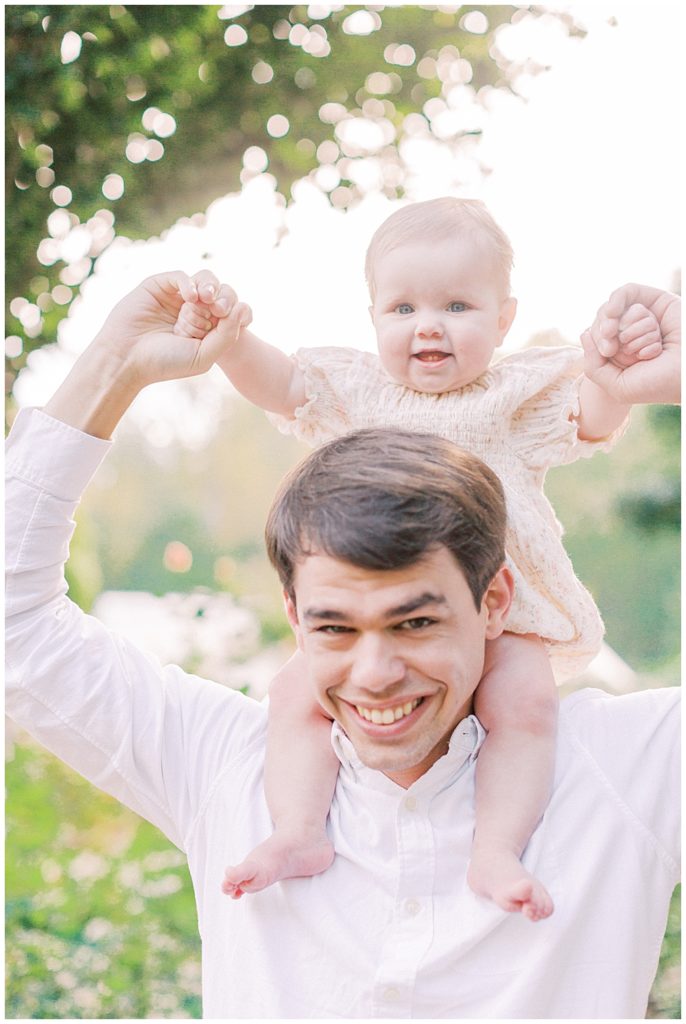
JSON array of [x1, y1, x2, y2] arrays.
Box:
[[482, 565, 515, 639], [496, 296, 517, 346], [283, 590, 304, 651]]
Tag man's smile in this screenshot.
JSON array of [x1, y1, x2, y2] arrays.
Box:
[[354, 696, 423, 725]]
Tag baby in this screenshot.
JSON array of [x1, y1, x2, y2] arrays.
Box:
[[175, 198, 662, 920]]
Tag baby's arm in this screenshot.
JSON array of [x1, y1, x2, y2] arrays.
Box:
[[222, 652, 338, 898], [469, 632, 558, 921], [175, 275, 307, 417], [577, 294, 663, 440]]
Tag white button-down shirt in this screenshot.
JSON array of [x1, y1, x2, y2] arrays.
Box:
[[6, 409, 680, 1019]]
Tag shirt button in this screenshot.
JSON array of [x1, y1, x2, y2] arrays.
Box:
[[383, 986, 400, 1002], [403, 795, 417, 811], [405, 898, 421, 916]]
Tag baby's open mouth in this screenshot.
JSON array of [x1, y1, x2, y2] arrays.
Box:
[[414, 351, 450, 362]]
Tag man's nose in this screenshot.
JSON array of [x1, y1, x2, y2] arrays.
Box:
[[349, 632, 405, 693]]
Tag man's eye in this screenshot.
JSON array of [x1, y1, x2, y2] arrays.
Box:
[[397, 617, 435, 631], [317, 625, 352, 634], [447, 301, 467, 313], [395, 303, 414, 314]]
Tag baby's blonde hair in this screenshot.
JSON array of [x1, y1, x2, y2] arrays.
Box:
[[365, 197, 514, 300]]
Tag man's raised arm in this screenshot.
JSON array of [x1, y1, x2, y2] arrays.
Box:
[[6, 272, 260, 849], [44, 270, 249, 437]]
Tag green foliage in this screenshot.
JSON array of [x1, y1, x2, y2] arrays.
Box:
[[64, 507, 103, 613], [616, 406, 680, 532], [5, 738, 201, 1019], [545, 405, 680, 674], [6, 3, 585, 395], [647, 886, 681, 1019]]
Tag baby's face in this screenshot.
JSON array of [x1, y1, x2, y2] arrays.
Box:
[[369, 234, 516, 393]]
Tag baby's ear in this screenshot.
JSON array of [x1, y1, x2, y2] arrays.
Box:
[[368, 305, 375, 323], [497, 296, 517, 344]]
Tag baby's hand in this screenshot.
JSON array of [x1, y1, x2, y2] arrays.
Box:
[[173, 273, 252, 340], [176, 298, 220, 340], [614, 303, 663, 366], [584, 300, 663, 370]]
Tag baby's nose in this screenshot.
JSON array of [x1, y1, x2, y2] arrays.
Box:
[[415, 318, 443, 338]]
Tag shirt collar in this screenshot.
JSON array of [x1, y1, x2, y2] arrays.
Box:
[[330, 715, 486, 797]]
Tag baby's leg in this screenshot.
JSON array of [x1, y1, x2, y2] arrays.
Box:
[[222, 652, 338, 898], [468, 633, 558, 922]]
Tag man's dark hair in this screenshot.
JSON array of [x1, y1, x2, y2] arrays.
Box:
[[265, 428, 507, 609]]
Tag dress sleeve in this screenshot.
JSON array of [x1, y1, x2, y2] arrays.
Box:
[[266, 346, 376, 447], [503, 347, 630, 471], [5, 408, 267, 852]]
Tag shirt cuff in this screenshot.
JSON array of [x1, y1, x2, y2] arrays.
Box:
[[5, 407, 112, 501]]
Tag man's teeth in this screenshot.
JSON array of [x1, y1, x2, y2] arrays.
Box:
[[355, 698, 421, 725]]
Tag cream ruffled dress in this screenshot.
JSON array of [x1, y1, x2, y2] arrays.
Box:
[[268, 345, 627, 681]]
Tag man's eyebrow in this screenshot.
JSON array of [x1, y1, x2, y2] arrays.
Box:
[[302, 607, 352, 623], [386, 592, 447, 618], [302, 592, 446, 623]]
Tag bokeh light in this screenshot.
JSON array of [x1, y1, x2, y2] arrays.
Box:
[[224, 24, 247, 46], [60, 30, 81, 64], [163, 541, 193, 573], [266, 114, 289, 138], [342, 10, 380, 35], [102, 174, 125, 200], [51, 185, 73, 207], [5, 336, 24, 358], [252, 61, 274, 84], [242, 146, 268, 172]]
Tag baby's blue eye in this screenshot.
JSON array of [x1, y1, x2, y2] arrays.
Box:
[[396, 303, 414, 314], [447, 301, 467, 312]]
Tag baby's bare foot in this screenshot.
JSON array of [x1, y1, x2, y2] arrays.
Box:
[[467, 845, 553, 922], [222, 829, 335, 899]]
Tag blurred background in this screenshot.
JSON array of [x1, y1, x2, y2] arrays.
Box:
[[5, 4, 680, 1018]]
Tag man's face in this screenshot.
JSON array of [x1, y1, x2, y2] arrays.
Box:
[[285, 546, 512, 788]]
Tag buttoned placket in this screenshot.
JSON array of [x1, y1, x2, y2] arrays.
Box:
[[330, 718, 483, 1019], [362, 719, 481, 1018], [370, 788, 436, 1018]]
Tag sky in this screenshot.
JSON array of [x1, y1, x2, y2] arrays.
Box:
[[14, 3, 682, 442]]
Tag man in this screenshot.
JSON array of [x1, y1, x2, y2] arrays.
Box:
[[6, 273, 680, 1018]]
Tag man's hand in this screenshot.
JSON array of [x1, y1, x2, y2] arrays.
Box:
[[97, 270, 251, 389], [44, 270, 251, 439], [581, 284, 681, 406]]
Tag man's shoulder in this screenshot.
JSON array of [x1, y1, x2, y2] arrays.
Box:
[[170, 669, 269, 759], [557, 686, 680, 868], [561, 685, 679, 726], [559, 686, 679, 776]]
